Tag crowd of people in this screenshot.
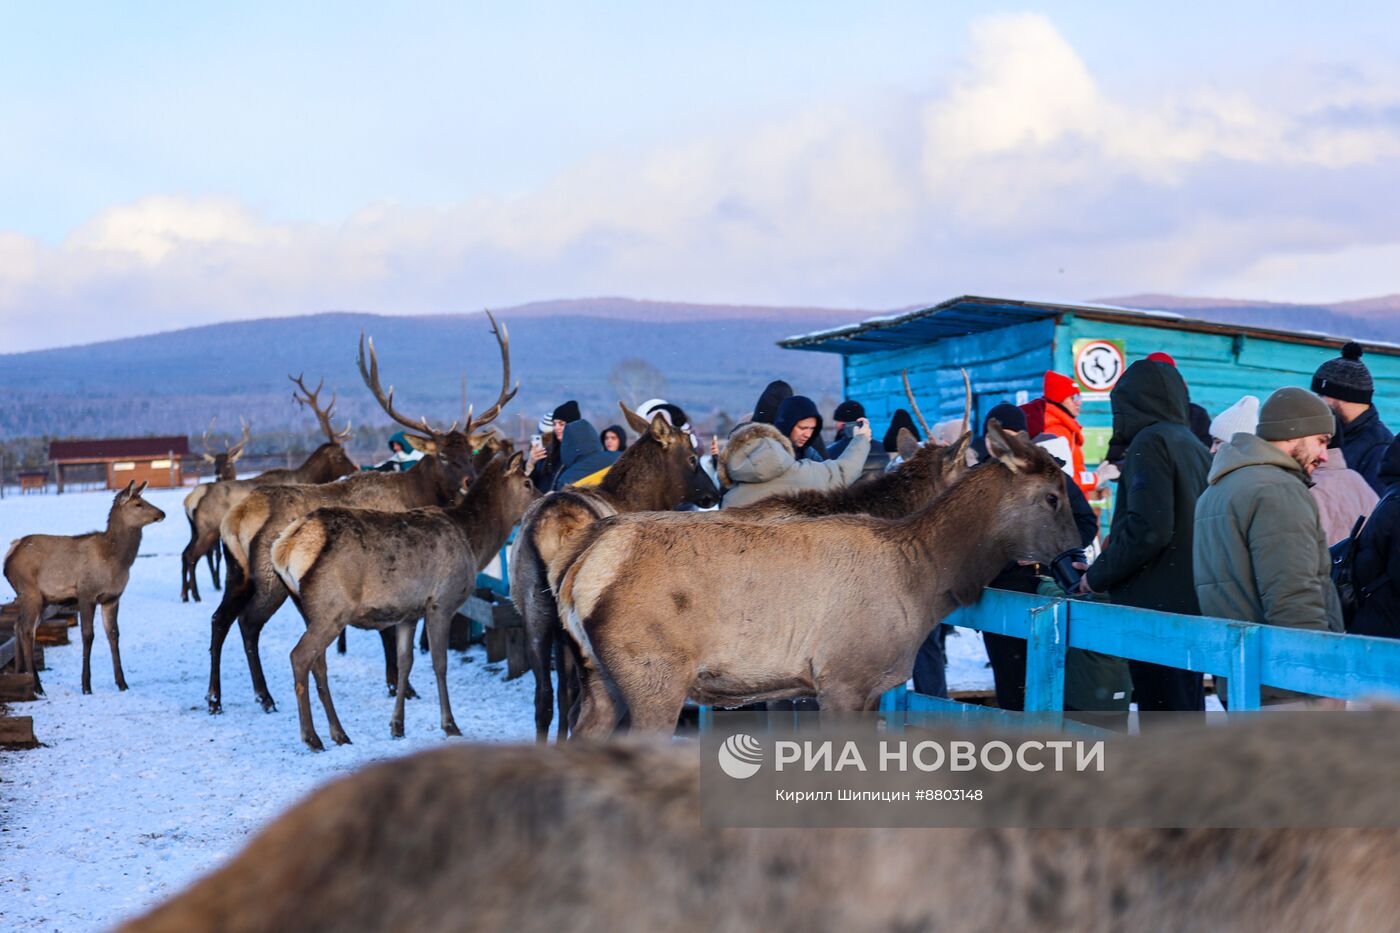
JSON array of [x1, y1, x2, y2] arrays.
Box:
[[497, 339, 1400, 712]]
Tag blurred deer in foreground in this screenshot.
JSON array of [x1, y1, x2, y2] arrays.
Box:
[[122, 714, 1400, 932], [5, 481, 166, 695]]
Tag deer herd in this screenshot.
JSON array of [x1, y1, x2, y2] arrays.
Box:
[[8, 312, 1390, 929], [8, 308, 1055, 753]]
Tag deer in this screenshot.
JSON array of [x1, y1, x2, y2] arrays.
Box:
[[206, 312, 516, 715], [4, 481, 166, 696], [271, 451, 539, 750], [180, 380, 358, 603], [512, 404, 721, 742], [120, 715, 1400, 932], [518, 375, 969, 743], [180, 418, 250, 599], [557, 422, 1080, 737]]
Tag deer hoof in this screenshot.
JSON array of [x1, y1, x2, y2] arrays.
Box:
[[405, 683, 420, 700], [390, 722, 404, 738], [116, 681, 129, 692], [443, 723, 462, 737], [258, 696, 278, 714], [82, 685, 92, 695], [207, 697, 223, 715], [331, 730, 352, 746], [303, 734, 326, 752]]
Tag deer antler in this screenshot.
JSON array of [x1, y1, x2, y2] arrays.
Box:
[[290, 374, 351, 443], [200, 417, 220, 463], [901, 369, 933, 441], [358, 335, 458, 439], [228, 418, 252, 462], [959, 368, 972, 438], [463, 310, 519, 436]]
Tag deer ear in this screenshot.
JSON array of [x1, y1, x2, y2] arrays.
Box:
[[620, 402, 652, 435], [896, 427, 920, 461], [649, 412, 675, 442], [135, 481, 149, 496], [405, 433, 439, 456], [985, 420, 1032, 474], [507, 451, 525, 474], [116, 480, 135, 501]]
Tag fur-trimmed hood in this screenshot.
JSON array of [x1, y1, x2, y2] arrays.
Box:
[[718, 422, 795, 487]]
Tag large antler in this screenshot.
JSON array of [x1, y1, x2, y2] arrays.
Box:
[[200, 417, 220, 463], [901, 369, 933, 440], [463, 310, 519, 436], [959, 368, 972, 438], [228, 418, 251, 462], [290, 374, 352, 443], [358, 335, 458, 439]]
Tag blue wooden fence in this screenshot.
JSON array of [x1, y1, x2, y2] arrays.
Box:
[[877, 589, 1400, 727], [699, 588, 1400, 731]]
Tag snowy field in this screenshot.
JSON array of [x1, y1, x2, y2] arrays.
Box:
[[0, 483, 997, 930]]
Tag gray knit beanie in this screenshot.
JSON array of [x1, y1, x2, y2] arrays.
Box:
[[1311, 341, 1373, 404], [1256, 387, 1336, 441]]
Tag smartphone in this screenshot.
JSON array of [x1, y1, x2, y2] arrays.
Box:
[[530, 433, 542, 448]]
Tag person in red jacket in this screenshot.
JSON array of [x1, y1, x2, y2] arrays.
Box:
[[1022, 371, 1097, 496]]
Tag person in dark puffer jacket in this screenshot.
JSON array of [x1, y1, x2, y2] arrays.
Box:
[[551, 419, 619, 490], [1350, 438, 1400, 639], [1078, 359, 1211, 713], [1313, 342, 1394, 494], [773, 396, 827, 463]]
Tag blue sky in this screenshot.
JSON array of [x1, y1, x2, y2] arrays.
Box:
[[3, 3, 1400, 350]]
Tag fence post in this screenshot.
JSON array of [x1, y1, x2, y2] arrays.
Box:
[[1227, 623, 1262, 711], [1023, 599, 1068, 712]]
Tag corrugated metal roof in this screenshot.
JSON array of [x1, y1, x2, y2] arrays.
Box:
[[779, 295, 1400, 356], [50, 436, 191, 462]]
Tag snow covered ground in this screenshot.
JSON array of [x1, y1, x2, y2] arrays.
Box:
[[0, 483, 1001, 929]]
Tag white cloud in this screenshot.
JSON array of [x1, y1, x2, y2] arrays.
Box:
[[3, 14, 1400, 350]]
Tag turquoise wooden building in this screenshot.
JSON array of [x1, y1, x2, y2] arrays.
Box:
[[781, 295, 1400, 464]]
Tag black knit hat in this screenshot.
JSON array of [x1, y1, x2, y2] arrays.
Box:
[[1312, 342, 1373, 405], [552, 400, 581, 424], [833, 400, 864, 422]]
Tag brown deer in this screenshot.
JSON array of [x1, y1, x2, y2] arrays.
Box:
[[4, 481, 166, 695], [558, 423, 1079, 736], [180, 381, 358, 603], [121, 715, 1400, 932], [513, 404, 720, 742], [206, 313, 516, 715], [181, 418, 250, 599], [271, 451, 538, 750]]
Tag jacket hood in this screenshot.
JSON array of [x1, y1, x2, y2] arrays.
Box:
[[883, 409, 921, 453], [1110, 359, 1191, 445], [1208, 431, 1308, 486], [718, 422, 795, 486], [559, 419, 606, 466], [774, 396, 823, 446], [751, 380, 794, 425], [1378, 438, 1400, 487], [387, 431, 416, 453], [599, 424, 628, 451]]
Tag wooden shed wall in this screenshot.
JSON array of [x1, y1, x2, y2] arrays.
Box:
[[842, 319, 1055, 433]]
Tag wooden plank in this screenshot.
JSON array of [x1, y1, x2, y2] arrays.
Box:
[[0, 634, 14, 671], [0, 715, 38, 748], [37, 621, 70, 645], [1024, 600, 1068, 713], [0, 673, 37, 702]]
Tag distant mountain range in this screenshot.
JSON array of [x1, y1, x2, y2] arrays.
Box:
[[1095, 294, 1400, 344], [3, 293, 1398, 443]]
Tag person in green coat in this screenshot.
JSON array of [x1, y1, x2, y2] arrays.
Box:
[[1076, 358, 1211, 711], [1193, 387, 1343, 705]]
